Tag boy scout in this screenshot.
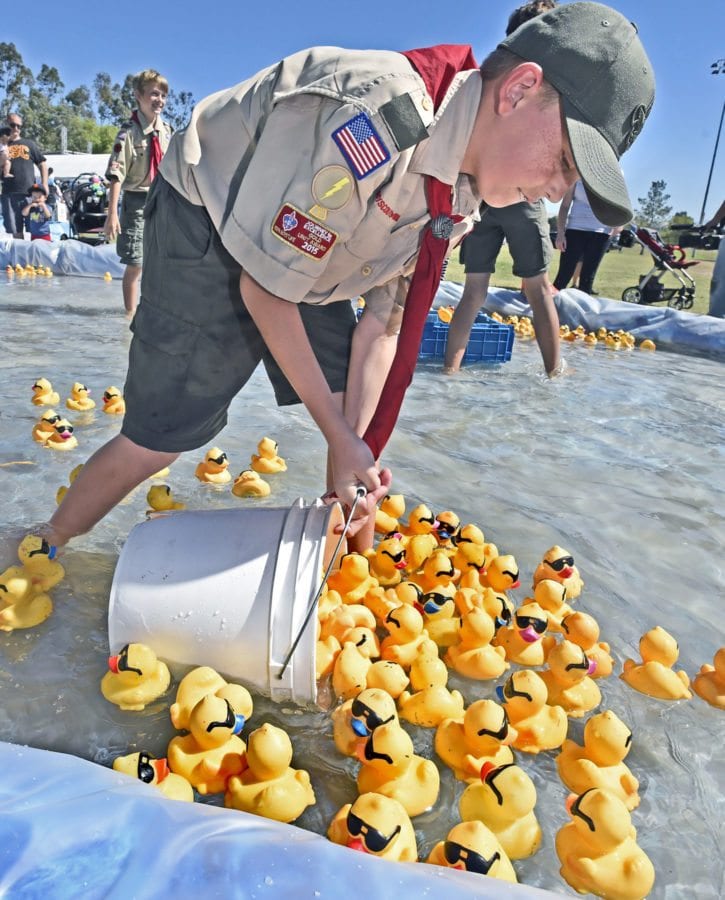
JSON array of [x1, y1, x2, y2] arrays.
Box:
[[46, 1, 654, 551], [104, 69, 173, 315]]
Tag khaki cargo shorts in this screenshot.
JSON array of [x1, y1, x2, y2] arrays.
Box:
[[117, 190, 147, 266], [461, 200, 553, 278], [121, 176, 355, 452]]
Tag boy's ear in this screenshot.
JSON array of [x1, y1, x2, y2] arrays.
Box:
[[496, 62, 546, 116]]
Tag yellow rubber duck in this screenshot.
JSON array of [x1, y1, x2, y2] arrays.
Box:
[[364, 534, 407, 587], [327, 792, 418, 862], [331, 628, 382, 700], [195, 446, 232, 484], [44, 418, 78, 451], [167, 693, 247, 794], [434, 509, 461, 546], [319, 602, 376, 644], [540, 638, 602, 718], [398, 502, 438, 537], [113, 751, 194, 802], [445, 607, 510, 680], [56, 462, 84, 505], [528, 578, 573, 632], [583, 332, 598, 346], [0, 566, 53, 632], [102, 386, 126, 414], [374, 493, 405, 535], [556, 710, 640, 810], [620, 625, 691, 700], [401, 532, 438, 573], [692, 647, 725, 710], [103, 271, 113, 281], [169, 665, 253, 732], [435, 699, 516, 782], [481, 553, 521, 593], [380, 604, 434, 670], [639, 338, 656, 350], [556, 789, 655, 900], [409, 548, 457, 596], [364, 658, 411, 698], [436, 305, 455, 323], [356, 719, 440, 817], [426, 820, 518, 882], [17, 534, 65, 591], [418, 589, 460, 648], [316, 629, 341, 679], [146, 483, 186, 512], [497, 669, 568, 754], [231, 469, 270, 497], [459, 761, 542, 860], [31, 378, 60, 406], [32, 409, 62, 444], [397, 641, 465, 727], [224, 723, 316, 823], [332, 687, 398, 757], [65, 382, 96, 411], [457, 522, 485, 546], [493, 601, 550, 666], [250, 436, 287, 474], [560, 611, 614, 678], [326, 552, 379, 604], [532, 545, 584, 599], [101, 643, 171, 711]]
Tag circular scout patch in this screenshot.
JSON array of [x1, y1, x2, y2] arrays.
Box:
[[311, 165, 354, 210]]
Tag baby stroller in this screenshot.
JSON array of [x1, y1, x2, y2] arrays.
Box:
[[61, 173, 109, 246], [618, 226, 697, 309]]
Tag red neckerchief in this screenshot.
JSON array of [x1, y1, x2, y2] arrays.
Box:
[[362, 45, 478, 459], [132, 110, 163, 183]]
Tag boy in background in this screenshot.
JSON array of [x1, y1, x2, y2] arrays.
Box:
[[21, 184, 52, 241], [104, 69, 173, 316]]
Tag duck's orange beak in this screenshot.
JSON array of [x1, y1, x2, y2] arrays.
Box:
[[108, 655, 120, 673]]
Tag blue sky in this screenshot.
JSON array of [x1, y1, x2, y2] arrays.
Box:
[[11, 0, 725, 222]]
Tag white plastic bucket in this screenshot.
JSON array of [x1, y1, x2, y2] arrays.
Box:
[[108, 498, 344, 706]]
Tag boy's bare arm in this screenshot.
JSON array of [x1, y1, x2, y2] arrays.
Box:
[[240, 272, 390, 522]]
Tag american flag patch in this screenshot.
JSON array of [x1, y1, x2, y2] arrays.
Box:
[[332, 113, 390, 179]]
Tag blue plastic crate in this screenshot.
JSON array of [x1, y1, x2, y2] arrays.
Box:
[[418, 311, 514, 363]]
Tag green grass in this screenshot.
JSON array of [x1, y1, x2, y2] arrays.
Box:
[[445, 243, 716, 316]]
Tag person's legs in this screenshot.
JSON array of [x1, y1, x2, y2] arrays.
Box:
[[122, 264, 142, 316], [553, 229, 587, 290], [444, 272, 492, 372], [577, 231, 610, 294], [49, 435, 179, 545], [1, 193, 25, 239]]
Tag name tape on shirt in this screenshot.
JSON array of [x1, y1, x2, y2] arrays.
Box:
[[271, 204, 337, 260], [332, 113, 390, 179]]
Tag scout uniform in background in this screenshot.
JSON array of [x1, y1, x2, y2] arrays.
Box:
[[125, 47, 481, 452], [106, 109, 172, 266]]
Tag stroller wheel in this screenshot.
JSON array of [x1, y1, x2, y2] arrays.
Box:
[[670, 295, 684, 310], [622, 286, 642, 304], [683, 296, 694, 310]]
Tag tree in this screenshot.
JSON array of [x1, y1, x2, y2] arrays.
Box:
[[65, 85, 93, 119], [0, 42, 33, 113], [635, 180, 673, 230], [93, 72, 128, 124], [36, 64, 64, 103], [165, 89, 195, 131]]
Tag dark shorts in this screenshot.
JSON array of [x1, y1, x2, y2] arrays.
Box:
[[117, 190, 147, 266], [121, 176, 355, 453], [1, 192, 27, 234], [460, 200, 552, 278]]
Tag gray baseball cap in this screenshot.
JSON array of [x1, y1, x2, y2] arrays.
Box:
[[500, 1, 655, 226]]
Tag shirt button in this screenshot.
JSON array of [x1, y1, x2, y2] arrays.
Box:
[[361, 264, 372, 277], [421, 97, 432, 111]]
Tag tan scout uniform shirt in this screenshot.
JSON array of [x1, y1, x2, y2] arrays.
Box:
[[106, 110, 173, 192], [160, 47, 482, 327]]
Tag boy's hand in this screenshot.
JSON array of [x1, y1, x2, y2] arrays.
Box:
[[324, 433, 392, 537], [104, 213, 121, 240]]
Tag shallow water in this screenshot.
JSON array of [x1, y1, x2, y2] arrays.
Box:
[[1, 274, 724, 898]]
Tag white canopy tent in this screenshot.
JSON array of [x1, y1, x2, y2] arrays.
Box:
[[45, 153, 109, 180]]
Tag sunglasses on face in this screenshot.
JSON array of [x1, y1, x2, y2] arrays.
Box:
[[422, 592, 449, 615], [351, 698, 394, 733], [382, 548, 405, 564], [9, 123, 21, 129], [210, 453, 227, 464], [516, 615, 547, 633], [443, 840, 501, 874], [546, 556, 574, 572], [347, 811, 401, 853]]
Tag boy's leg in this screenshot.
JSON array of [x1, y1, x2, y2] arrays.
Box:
[[553, 229, 585, 290], [444, 272, 491, 373], [48, 435, 179, 546], [122, 264, 142, 316]]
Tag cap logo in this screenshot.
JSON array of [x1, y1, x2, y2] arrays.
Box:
[[622, 105, 647, 151]]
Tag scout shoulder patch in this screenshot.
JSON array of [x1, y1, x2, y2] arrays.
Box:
[[332, 113, 390, 179], [378, 94, 429, 151], [271, 204, 337, 260]]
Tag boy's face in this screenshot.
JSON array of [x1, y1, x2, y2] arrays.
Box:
[[136, 83, 167, 121], [476, 94, 578, 210], [31, 191, 44, 203]]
